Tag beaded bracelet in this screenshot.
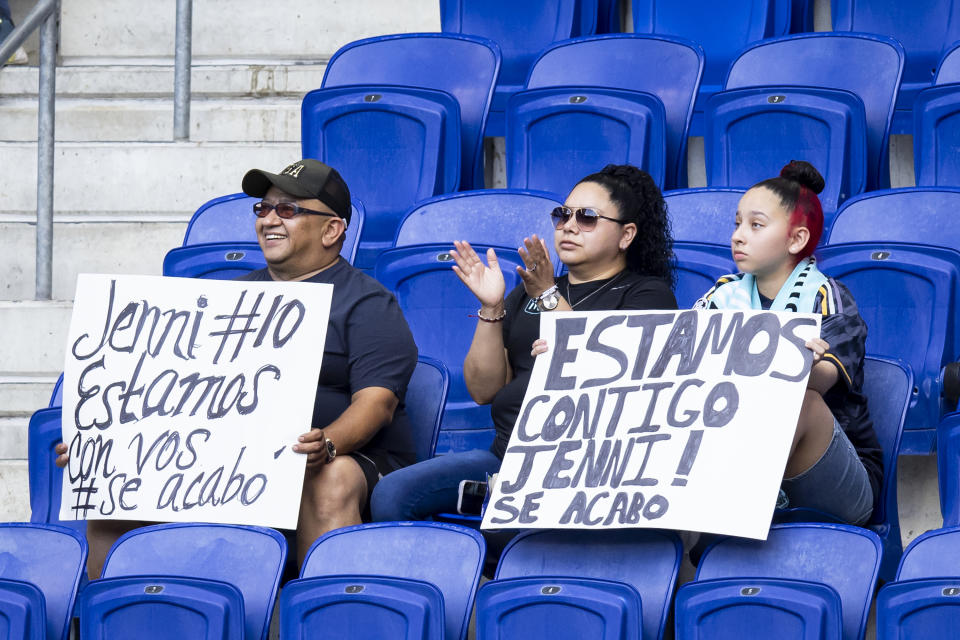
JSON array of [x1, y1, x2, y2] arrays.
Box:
[[473, 307, 506, 323]]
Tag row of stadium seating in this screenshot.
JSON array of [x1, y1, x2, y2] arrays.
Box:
[[8, 518, 960, 639]]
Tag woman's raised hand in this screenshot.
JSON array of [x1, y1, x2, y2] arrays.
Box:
[[451, 240, 506, 308], [517, 235, 557, 299]]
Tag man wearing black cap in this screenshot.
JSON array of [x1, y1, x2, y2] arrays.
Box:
[[238, 159, 419, 564]]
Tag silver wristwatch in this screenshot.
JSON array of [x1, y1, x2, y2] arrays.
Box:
[[536, 284, 560, 311], [324, 437, 337, 463]]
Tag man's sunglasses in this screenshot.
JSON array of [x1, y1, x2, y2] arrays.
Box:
[[253, 201, 339, 220], [550, 206, 627, 231]]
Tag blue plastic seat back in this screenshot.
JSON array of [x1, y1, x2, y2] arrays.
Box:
[[697, 523, 882, 640], [163, 242, 267, 279], [596, 0, 619, 33], [705, 86, 868, 214], [675, 577, 843, 640], [817, 243, 960, 446], [301, 522, 486, 640], [672, 242, 737, 309], [0, 578, 46, 640], [375, 245, 527, 453], [323, 34, 500, 191], [48, 374, 62, 408], [476, 576, 642, 640], [79, 576, 245, 640], [937, 42, 960, 83], [912, 86, 960, 186], [507, 87, 666, 191], [876, 577, 960, 640], [896, 526, 960, 580], [826, 188, 960, 250], [939, 415, 960, 524], [280, 575, 445, 640], [771, 0, 813, 34], [496, 529, 682, 640], [181, 193, 365, 263], [26, 408, 86, 538], [526, 35, 704, 189], [394, 189, 562, 268], [831, 0, 960, 110], [632, 0, 773, 96], [664, 188, 744, 245], [726, 33, 905, 191], [407, 357, 450, 462], [0, 524, 87, 640], [102, 523, 287, 640]]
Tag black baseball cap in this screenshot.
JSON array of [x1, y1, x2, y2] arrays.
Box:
[[242, 159, 352, 224]]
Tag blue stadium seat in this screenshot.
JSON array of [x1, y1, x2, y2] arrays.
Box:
[[672, 242, 737, 309], [323, 33, 500, 192], [773, 0, 813, 34], [476, 576, 642, 640], [704, 86, 868, 214], [825, 187, 960, 249], [280, 575, 444, 640], [375, 244, 527, 453], [876, 527, 960, 639], [300, 522, 485, 640], [0, 579, 46, 640], [0, 524, 87, 640], [102, 523, 286, 640], [300, 85, 461, 267], [675, 577, 843, 640], [48, 373, 61, 407], [695, 523, 882, 640], [163, 242, 267, 279], [525, 35, 704, 189], [664, 188, 744, 246], [632, 0, 775, 128], [818, 243, 960, 454], [506, 86, 667, 191], [832, 0, 960, 133], [79, 576, 245, 640], [394, 189, 563, 267], [937, 41, 960, 82], [573, 0, 599, 37], [496, 529, 682, 640], [407, 357, 450, 463], [26, 407, 86, 537], [938, 413, 960, 526], [912, 44, 960, 186], [596, 0, 620, 33], [439, 0, 579, 137], [725, 33, 905, 192], [773, 357, 912, 582]]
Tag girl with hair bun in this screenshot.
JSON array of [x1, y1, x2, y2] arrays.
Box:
[[697, 160, 882, 525], [371, 164, 678, 522]]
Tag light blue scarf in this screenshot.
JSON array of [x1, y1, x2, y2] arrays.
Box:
[[703, 257, 828, 312]]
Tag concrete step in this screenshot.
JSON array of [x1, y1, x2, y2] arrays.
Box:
[[3, 141, 300, 216], [0, 62, 327, 98], [0, 97, 301, 142], [0, 375, 59, 417], [58, 0, 439, 60], [1, 220, 186, 300], [0, 418, 29, 460], [0, 460, 30, 523], [0, 301, 73, 375]]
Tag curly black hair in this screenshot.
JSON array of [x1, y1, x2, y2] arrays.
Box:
[[577, 164, 675, 285]]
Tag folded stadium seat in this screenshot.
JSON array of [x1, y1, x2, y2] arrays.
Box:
[[406, 357, 451, 463], [596, 0, 619, 33], [913, 44, 960, 185], [704, 86, 869, 216], [492, 529, 681, 640], [48, 373, 61, 407], [26, 407, 86, 538], [98, 523, 286, 640], [671, 242, 737, 308], [824, 187, 960, 453], [300, 85, 462, 268], [832, 0, 960, 134], [0, 523, 87, 640], [683, 523, 882, 640], [523, 35, 704, 189], [322, 33, 500, 193], [280, 575, 445, 640], [573, 0, 599, 37], [773, 357, 912, 582], [439, 0, 581, 137], [163, 193, 365, 278], [876, 526, 960, 638], [631, 0, 782, 134], [664, 187, 743, 246], [505, 86, 667, 192], [476, 576, 642, 640], [725, 33, 905, 192], [375, 245, 528, 454], [297, 521, 485, 640]]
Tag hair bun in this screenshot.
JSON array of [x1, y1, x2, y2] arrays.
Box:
[[779, 160, 825, 195]]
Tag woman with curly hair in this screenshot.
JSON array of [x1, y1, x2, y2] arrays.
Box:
[[370, 164, 677, 521]]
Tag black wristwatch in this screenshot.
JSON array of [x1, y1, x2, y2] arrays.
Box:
[[324, 438, 337, 463], [536, 284, 560, 311]]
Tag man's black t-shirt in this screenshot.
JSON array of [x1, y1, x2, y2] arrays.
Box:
[[490, 271, 678, 459], [239, 260, 418, 463]]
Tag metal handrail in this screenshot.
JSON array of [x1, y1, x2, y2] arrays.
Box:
[[0, 0, 59, 300]]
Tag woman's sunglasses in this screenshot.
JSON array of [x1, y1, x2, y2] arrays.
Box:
[[550, 206, 627, 231]]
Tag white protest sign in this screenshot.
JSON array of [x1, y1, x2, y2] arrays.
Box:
[[481, 309, 822, 540], [60, 274, 332, 529]]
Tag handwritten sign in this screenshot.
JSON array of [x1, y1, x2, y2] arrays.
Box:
[[60, 274, 332, 529], [481, 310, 821, 540]]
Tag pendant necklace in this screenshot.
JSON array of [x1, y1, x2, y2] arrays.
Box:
[[565, 272, 624, 309]]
